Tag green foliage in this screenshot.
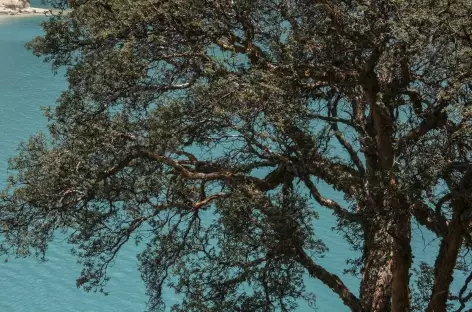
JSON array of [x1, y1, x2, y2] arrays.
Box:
[[1, 0, 472, 311]]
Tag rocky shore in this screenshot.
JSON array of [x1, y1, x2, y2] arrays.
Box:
[[0, 4, 50, 16]]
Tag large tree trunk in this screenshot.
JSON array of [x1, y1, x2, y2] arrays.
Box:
[[360, 222, 393, 312], [387, 187, 413, 312], [360, 202, 411, 312], [391, 209, 412, 312], [360, 79, 413, 311]]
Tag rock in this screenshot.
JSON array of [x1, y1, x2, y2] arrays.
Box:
[[0, 2, 55, 16], [0, 0, 29, 9]]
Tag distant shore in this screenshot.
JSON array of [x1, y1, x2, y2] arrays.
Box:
[[0, 6, 60, 17]]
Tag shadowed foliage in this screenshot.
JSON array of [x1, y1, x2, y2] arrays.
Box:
[[1, 0, 472, 311]]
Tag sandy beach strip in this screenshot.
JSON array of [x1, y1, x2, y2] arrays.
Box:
[[0, 7, 62, 18]]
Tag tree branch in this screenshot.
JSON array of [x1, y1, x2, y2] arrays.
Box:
[[192, 193, 228, 210], [284, 125, 361, 196], [450, 162, 472, 172], [412, 200, 448, 237], [138, 149, 235, 181], [453, 270, 472, 312], [328, 94, 366, 175], [137, 149, 283, 192], [216, 31, 274, 69], [396, 98, 450, 154], [305, 113, 362, 131], [427, 205, 467, 312], [105, 79, 197, 104], [302, 176, 360, 223], [296, 247, 364, 312], [435, 193, 452, 219]]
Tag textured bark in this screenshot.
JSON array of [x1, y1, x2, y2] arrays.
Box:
[[412, 200, 448, 237], [360, 224, 393, 312], [391, 210, 412, 312], [296, 248, 364, 312], [359, 207, 411, 312], [427, 170, 472, 312], [426, 209, 465, 312], [361, 69, 412, 312]]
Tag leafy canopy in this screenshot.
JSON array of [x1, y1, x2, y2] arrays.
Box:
[[1, 1, 472, 312]]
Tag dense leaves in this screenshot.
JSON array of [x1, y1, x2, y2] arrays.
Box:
[[1, 0, 472, 311]]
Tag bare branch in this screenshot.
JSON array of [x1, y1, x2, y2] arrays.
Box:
[[138, 149, 234, 180], [453, 270, 472, 312], [305, 113, 362, 131], [137, 149, 284, 192], [328, 94, 366, 175], [296, 247, 363, 312], [302, 176, 360, 223], [192, 193, 228, 210]]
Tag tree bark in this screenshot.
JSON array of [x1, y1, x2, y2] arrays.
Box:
[[427, 170, 472, 312], [391, 209, 412, 312], [360, 223, 393, 312], [362, 74, 412, 312], [296, 248, 364, 312], [426, 199, 468, 312]]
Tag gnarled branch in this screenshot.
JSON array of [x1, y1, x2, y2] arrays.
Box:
[[296, 247, 364, 312], [302, 176, 360, 223]]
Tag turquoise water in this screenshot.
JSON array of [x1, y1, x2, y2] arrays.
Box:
[[0, 14, 148, 312], [0, 12, 460, 312]]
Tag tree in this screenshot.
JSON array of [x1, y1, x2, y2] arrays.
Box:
[[1, 0, 472, 311]]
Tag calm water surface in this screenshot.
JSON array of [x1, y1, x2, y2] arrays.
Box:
[[0, 10, 454, 312]]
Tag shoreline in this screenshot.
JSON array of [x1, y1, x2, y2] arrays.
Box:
[[0, 7, 58, 18]]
